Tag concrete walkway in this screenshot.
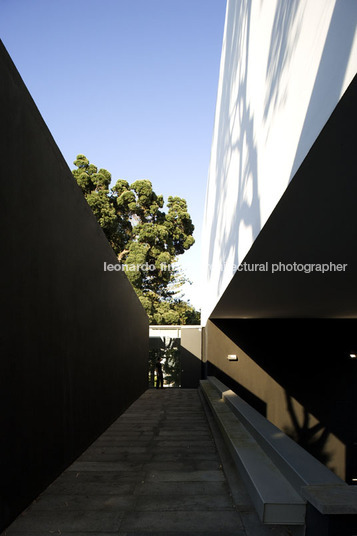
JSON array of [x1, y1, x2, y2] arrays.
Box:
[[3, 389, 294, 536]]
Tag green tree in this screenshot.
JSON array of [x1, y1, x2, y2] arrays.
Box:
[[72, 154, 200, 324]]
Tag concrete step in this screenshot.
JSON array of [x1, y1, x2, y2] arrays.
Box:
[[200, 380, 306, 525]]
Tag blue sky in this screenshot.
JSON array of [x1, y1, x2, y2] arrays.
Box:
[[0, 0, 226, 310]]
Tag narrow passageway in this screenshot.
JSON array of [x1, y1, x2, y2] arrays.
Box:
[[3, 389, 277, 535]]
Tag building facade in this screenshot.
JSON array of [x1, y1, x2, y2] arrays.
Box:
[[201, 0, 357, 483]]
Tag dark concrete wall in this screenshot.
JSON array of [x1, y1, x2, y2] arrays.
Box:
[[181, 327, 203, 388], [204, 319, 357, 484], [0, 41, 148, 531]]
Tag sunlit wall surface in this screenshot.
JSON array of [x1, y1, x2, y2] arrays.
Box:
[[201, 0, 357, 324]]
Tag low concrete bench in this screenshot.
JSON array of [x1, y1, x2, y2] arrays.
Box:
[[200, 378, 306, 525], [200, 376, 357, 531]]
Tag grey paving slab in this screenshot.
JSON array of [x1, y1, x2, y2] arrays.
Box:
[[151, 440, 215, 448], [26, 494, 137, 511], [157, 430, 212, 437], [104, 424, 160, 431], [78, 446, 148, 456], [2, 388, 292, 536], [116, 533, 244, 536], [143, 460, 221, 472], [133, 480, 230, 495], [146, 469, 225, 482], [134, 494, 234, 511], [68, 460, 143, 471], [5, 511, 124, 532], [52, 470, 144, 484], [79, 452, 152, 464], [3, 533, 247, 536], [84, 444, 149, 452], [144, 445, 218, 455], [96, 428, 152, 436], [68, 461, 144, 472], [45, 481, 136, 496], [90, 438, 153, 446], [3, 533, 118, 536], [119, 510, 244, 532], [150, 451, 219, 461]]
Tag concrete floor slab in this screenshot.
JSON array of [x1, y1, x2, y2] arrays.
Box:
[[4, 533, 118, 536], [2, 388, 304, 536], [68, 461, 144, 472], [5, 511, 124, 532], [146, 470, 225, 482], [25, 494, 137, 511], [44, 481, 136, 496], [69, 460, 143, 471], [52, 470, 145, 485], [142, 460, 220, 472], [149, 451, 219, 461], [134, 494, 234, 511], [133, 480, 230, 496], [119, 510, 244, 532], [116, 533, 243, 536]]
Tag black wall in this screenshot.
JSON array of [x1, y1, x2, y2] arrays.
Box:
[[181, 327, 203, 388], [0, 41, 149, 531], [206, 317, 357, 484]]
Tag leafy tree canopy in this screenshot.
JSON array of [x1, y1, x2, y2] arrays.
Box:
[[72, 154, 200, 324]]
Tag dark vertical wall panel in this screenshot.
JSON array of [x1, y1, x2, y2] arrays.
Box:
[[0, 41, 148, 531], [180, 327, 202, 388], [204, 319, 357, 484]]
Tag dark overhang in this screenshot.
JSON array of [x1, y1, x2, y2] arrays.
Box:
[[210, 74, 357, 320]]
